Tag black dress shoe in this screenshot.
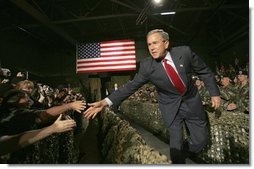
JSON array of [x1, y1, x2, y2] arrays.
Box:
[[170, 148, 186, 164]]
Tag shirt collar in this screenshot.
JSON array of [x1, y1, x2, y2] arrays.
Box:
[[162, 51, 173, 63]]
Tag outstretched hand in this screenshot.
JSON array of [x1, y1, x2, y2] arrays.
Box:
[[83, 100, 108, 119], [51, 114, 76, 133], [69, 100, 86, 113]]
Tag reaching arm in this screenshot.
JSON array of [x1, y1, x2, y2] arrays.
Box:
[[39, 100, 86, 121], [0, 114, 76, 156], [46, 100, 86, 115], [83, 59, 152, 120]]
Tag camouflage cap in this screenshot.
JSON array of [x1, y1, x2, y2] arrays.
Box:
[[237, 70, 248, 75], [192, 75, 199, 80], [220, 73, 232, 80]]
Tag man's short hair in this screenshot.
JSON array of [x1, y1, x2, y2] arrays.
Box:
[[146, 29, 169, 41]]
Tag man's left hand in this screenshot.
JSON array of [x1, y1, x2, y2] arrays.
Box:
[[211, 96, 221, 110]]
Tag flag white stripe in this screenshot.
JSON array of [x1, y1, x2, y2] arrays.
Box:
[[77, 60, 136, 66], [77, 65, 136, 71], [101, 46, 135, 51], [101, 51, 135, 56]]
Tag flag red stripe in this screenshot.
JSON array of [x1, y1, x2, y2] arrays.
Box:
[[77, 65, 136, 72], [77, 57, 135, 63], [101, 43, 134, 48], [77, 63, 136, 68], [101, 48, 135, 53], [78, 60, 136, 66], [101, 51, 135, 56], [101, 40, 135, 45], [77, 68, 136, 73]]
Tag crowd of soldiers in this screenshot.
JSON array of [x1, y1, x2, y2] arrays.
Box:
[[99, 108, 170, 164], [197, 69, 249, 114]]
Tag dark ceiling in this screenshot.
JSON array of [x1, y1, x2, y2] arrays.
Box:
[[0, 0, 249, 51], [0, 0, 249, 83]]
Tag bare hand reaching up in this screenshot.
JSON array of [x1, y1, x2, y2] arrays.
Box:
[[51, 114, 76, 133]]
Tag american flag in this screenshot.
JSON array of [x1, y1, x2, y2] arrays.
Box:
[[76, 39, 136, 73]]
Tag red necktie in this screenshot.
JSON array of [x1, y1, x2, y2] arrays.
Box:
[[164, 59, 186, 94]]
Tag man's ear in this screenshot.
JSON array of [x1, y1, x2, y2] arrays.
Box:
[[165, 40, 170, 49]]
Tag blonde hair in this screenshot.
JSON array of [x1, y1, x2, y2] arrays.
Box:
[[15, 80, 34, 90]]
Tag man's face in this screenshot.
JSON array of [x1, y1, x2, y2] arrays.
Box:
[[195, 79, 201, 86], [220, 77, 230, 86], [237, 74, 248, 82], [147, 33, 169, 60]]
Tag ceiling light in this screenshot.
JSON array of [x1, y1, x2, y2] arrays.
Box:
[[160, 12, 176, 15], [153, 0, 162, 3]]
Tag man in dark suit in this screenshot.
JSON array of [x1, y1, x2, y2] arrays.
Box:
[[84, 29, 221, 164]]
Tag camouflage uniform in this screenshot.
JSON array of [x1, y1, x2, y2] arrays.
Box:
[[219, 84, 236, 111], [233, 82, 249, 112], [228, 70, 249, 113], [198, 85, 211, 106], [197, 85, 215, 114]]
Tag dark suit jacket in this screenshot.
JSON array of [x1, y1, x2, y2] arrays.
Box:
[[108, 46, 220, 128]]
